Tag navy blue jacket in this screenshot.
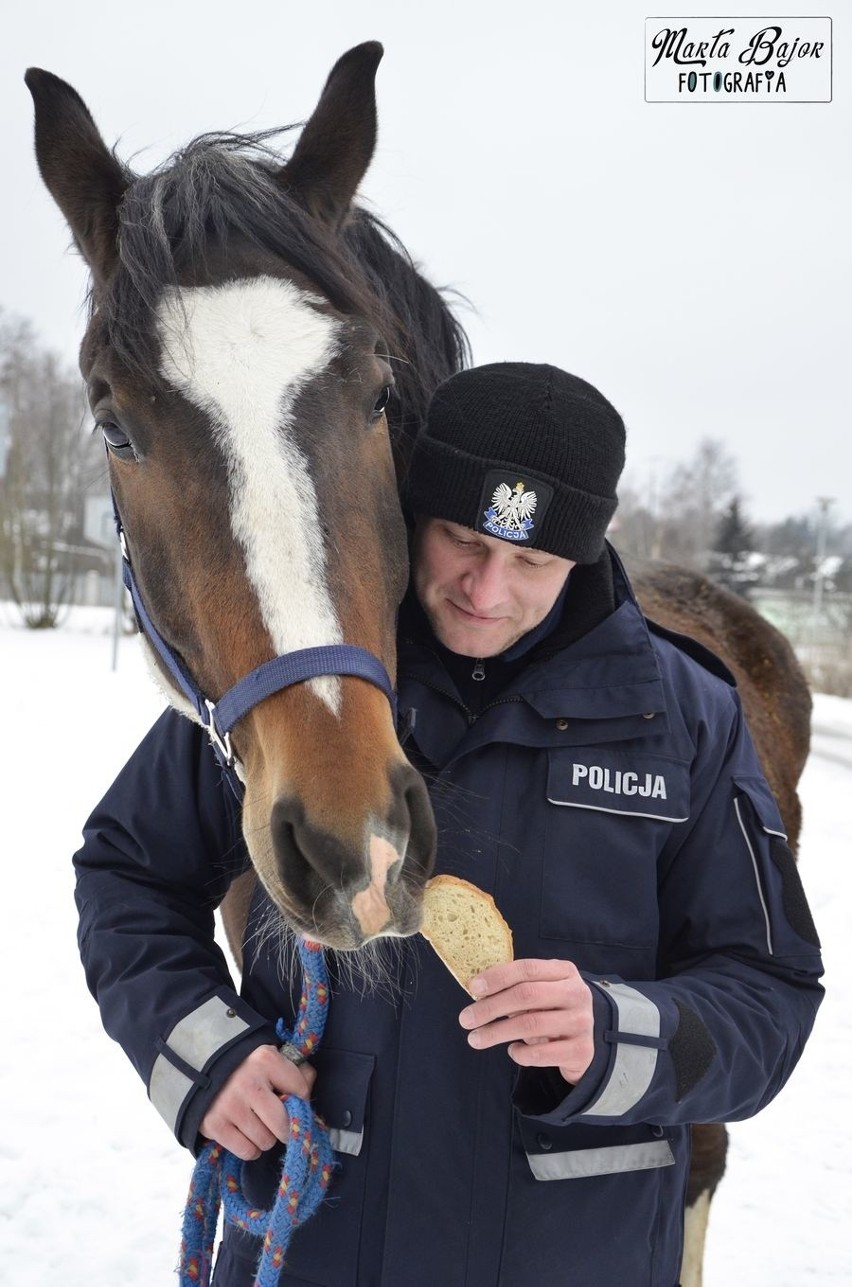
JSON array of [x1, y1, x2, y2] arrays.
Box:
[[74, 551, 823, 1286]]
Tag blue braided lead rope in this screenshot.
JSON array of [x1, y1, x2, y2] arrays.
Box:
[[178, 940, 335, 1286]]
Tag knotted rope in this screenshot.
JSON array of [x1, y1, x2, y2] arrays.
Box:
[[178, 940, 335, 1286]]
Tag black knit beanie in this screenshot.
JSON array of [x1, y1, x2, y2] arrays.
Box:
[[405, 363, 626, 564]]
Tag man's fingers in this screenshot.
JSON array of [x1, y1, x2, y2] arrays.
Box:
[[204, 1090, 288, 1152], [199, 1043, 315, 1155], [263, 1047, 315, 1100], [464, 1006, 582, 1050], [470, 957, 581, 997], [508, 1037, 595, 1083], [202, 1122, 263, 1162], [458, 958, 596, 1083], [250, 1088, 291, 1145], [274, 1055, 316, 1096], [460, 978, 584, 1030]]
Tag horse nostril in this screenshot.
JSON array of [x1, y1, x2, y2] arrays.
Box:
[[391, 762, 437, 883], [270, 796, 302, 856], [270, 797, 320, 908], [271, 797, 346, 891]]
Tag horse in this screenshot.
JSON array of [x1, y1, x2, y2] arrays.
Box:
[[26, 43, 470, 953], [27, 43, 810, 1287], [626, 558, 811, 1284]]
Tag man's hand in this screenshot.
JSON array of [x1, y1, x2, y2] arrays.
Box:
[[200, 1044, 316, 1160], [458, 958, 595, 1085]]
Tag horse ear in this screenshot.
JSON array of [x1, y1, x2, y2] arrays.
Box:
[[25, 68, 127, 284], [283, 42, 383, 230]]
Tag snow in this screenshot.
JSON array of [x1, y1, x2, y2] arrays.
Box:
[[1, 605, 850, 1285]]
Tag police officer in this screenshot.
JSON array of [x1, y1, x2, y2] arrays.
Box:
[[75, 362, 823, 1286]]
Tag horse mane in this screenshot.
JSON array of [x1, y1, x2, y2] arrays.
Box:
[[99, 128, 470, 460], [343, 211, 471, 465]]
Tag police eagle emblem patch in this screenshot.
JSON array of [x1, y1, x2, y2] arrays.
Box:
[[476, 470, 553, 545]]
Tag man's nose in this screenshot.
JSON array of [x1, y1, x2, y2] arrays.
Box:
[[463, 557, 507, 611]]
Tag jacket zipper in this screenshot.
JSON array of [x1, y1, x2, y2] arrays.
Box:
[[398, 667, 526, 728], [398, 641, 525, 727]]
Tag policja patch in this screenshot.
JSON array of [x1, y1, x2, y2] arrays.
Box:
[[477, 470, 554, 545]]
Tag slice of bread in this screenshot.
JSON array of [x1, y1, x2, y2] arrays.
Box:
[[420, 874, 514, 995]]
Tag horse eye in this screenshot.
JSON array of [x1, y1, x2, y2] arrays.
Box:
[[371, 386, 392, 419], [99, 421, 135, 458]]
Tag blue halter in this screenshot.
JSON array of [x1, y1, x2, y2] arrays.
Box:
[[112, 497, 397, 781]]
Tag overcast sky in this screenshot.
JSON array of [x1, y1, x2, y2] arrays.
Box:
[[3, 1, 849, 525]]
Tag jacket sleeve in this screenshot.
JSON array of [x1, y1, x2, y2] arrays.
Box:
[[517, 683, 824, 1130], [74, 708, 278, 1152]]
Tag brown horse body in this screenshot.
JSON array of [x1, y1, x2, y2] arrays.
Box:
[[28, 45, 810, 1287], [631, 559, 812, 853], [631, 558, 811, 1283]]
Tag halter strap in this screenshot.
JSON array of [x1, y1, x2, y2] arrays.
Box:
[[112, 495, 397, 777]]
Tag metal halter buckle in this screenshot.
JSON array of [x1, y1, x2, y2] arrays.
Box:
[[203, 699, 235, 769], [279, 1041, 308, 1067]]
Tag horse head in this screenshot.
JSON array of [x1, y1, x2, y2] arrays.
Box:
[[26, 44, 455, 949]]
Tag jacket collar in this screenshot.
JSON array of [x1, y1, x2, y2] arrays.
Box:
[[399, 545, 668, 733]]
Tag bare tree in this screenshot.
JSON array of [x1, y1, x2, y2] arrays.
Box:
[[610, 481, 657, 559], [0, 310, 100, 627], [656, 438, 738, 569], [617, 438, 739, 570]]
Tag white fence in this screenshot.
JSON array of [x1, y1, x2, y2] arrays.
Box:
[[754, 589, 852, 696]]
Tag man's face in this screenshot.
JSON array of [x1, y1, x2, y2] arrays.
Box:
[[413, 518, 576, 658]]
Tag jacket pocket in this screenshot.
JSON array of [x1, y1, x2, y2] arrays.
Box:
[[517, 1117, 676, 1181], [238, 1048, 376, 1287], [547, 747, 689, 822], [733, 776, 820, 953], [240, 1048, 375, 1211], [502, 1118, 687, 1285], [311, 1046, 375, 1156], [541, 749, 689, 948]]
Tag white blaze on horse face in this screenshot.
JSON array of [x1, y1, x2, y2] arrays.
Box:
[[157, 277, 344, 714]]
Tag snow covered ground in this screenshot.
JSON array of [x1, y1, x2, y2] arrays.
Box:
[[0, 604, 849, 1285]]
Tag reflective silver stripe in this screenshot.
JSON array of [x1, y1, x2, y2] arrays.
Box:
[[734, 796, 774, 955], [584, 983, 661, 1116], [527, 1139, 675, 1181], [148, 996, 249, 1135], [547, 797, 688, 824], [149, 1053, 195, 1135], [166, 995, 250, 1069], [328, 1127, 364, 1157]]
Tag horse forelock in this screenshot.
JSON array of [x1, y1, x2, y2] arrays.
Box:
[[157, 276, 346, 715], [87, 128, 468, 449], [102, 135, 351, 359]]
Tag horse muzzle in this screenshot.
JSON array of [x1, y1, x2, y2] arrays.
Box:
[[265, 761, 436, 949]]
